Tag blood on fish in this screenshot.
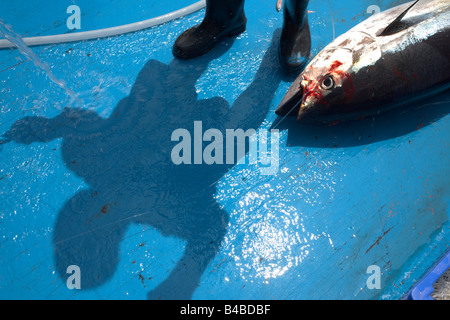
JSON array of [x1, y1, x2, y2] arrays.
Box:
[[328, 60, 355, 102], [329, 60, 343, 72], [392, 64, 408, 81], [300, 60, 355, 106], [302, 74, 327, 104]]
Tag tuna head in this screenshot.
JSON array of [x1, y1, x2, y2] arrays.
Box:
[[276, 32, 381, 123]]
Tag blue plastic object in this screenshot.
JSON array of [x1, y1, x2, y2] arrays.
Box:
[[407, 251, 450, 300]]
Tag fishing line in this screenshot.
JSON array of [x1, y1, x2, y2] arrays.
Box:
[[327, 0, 336, 40], [271, 98, 302, 130]]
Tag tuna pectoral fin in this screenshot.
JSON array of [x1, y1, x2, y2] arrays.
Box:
[[377, 0, 419, 36]]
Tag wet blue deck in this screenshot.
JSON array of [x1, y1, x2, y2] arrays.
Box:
[[0, 0, 449, 299]]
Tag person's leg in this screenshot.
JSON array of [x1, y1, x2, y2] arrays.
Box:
[[173, 0, 247, 60], [280, 0, 311, 73]]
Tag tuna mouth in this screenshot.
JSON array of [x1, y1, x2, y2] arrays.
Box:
[[276, 76, 326, 123], [276, 78, 320, 123], [275, 78, 303, 117]]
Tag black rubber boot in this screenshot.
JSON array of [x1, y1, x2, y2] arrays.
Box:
[[280, 0, 311, 73], [173, 0, 247, 60]]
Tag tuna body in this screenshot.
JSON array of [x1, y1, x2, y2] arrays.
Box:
[[277, 0, 450, 122]]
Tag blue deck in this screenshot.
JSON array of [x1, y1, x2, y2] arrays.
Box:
[[0, 0, 449, 300]]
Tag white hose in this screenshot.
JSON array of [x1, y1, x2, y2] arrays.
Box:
[[0, 0, 206, 49]]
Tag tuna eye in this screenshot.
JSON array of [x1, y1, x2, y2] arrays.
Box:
[[321, 76, 334, 90]]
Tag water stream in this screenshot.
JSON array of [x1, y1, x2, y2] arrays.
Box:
[[0, 19, 79, 104]]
